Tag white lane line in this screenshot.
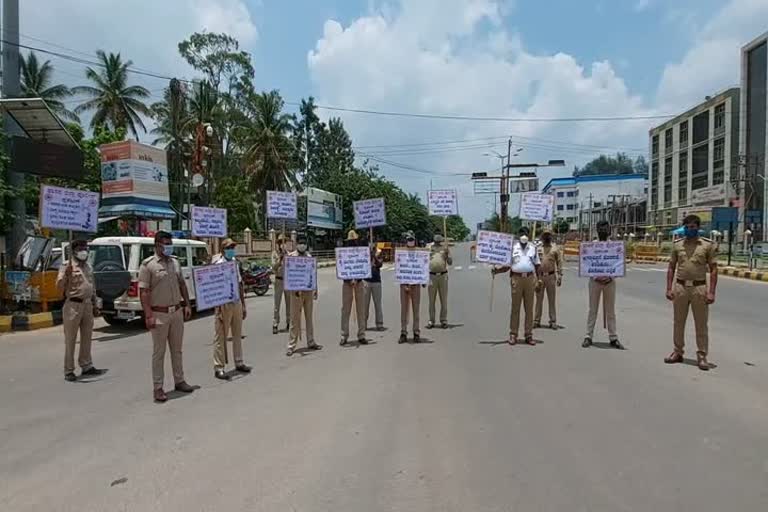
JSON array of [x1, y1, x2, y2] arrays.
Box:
[[454, 266, 463, 271], [468, 265, 477, 270]]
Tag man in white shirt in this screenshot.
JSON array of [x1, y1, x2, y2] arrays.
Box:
[[492, 227, 541, 345]]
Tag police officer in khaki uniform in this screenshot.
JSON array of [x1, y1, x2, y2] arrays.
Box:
[[139, 231, 195, 403], [664, 214, 718, 371], [427, 234, 452, 329], [534, 229, 563, 330], [56, 239, 105, 381], [582, 221, 625, 350], [492, 227, 540, 345], [340, 230, 367, 346], [399, 231, 424, 343], [272, 234, 290, 334], [287, 234, 323, 357], [212, 238, 251, 380]]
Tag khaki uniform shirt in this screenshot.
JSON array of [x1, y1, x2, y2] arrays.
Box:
[[138, 255, 184, 307], [272, 248, 286, 278], [429, 244, 452, 273], [538, 244, 563, 276], [56, 260, 95, 301], [670, 237, 717, 282]]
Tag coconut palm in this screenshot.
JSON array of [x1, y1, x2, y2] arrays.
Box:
[[20, 52, 79, 122], [73, 50, 152, 139]]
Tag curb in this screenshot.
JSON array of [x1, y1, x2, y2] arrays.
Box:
[[0, 311, 63, 333], [720, 267, 768, 282]]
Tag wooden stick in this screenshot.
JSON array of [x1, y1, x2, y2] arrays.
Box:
[[443, 216, 447, 237], [490, 273, 495, 312]]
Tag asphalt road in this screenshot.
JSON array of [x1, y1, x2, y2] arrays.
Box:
[[1, 243, 767, 511]]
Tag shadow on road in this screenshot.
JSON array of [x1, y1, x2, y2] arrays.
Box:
[[682, 358, 718, 370], [166, 385, 201, 401], [478, 340, 509, 346], [590, 342, 627, 351]]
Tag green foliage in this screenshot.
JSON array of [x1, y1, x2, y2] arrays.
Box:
[[20, 52, 79, 122], [430, 215, 470, 241], [0, 128, 14, 233], [483, 213, 523, 234], [573, 152, 636, 177], [553, 217, 570, 234], [178, 32, 254, 92], [213, 176, 256, 233]]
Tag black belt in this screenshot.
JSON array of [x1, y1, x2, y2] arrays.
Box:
[[430, 271, 448, 276], [67, 297, 84, 303], [151, 304, 182, 313], [511, 272, 535, 278], [677, 279, 706, 287], [543, 271, 557, 276], [275, 276, 283, 280]]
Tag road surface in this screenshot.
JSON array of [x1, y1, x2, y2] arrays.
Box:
[[1, 244, 767, 511]]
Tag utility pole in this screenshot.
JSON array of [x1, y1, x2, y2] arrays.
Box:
[[2, 0, 25, 262]]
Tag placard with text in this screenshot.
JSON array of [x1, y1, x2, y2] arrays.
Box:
[[336, 246, 372, 280], [428, 190, 458, 216], [519, 193, 554, 222], [285, 256, 317, 291], [475, 230, 514, 266], [191, 206, 227, 238], [353, 198, 386, 229], [267, 191, 298, 219], [395, 249, 430, 285], [579, 241, 626, 278], [193, 261, 240, 311], [39, 185, 99, 232]]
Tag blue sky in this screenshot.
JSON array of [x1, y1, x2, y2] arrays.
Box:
[[24, 0, 768, 227]]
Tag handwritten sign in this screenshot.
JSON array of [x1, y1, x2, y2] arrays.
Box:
[[193, 261, 240, 311], [267, 191, 298, 219], [395, 249, 430, 285], [285, 256, 317, 291], [336, 246, 372, 280], [428, 190, 458, 216], [519, 193, 554, 222], [579, 241, 626, 278], [476, 230, 514, 266], [40, 185, 99, 232], [354, 198, 386, 229], [191, 206, 227, 237]]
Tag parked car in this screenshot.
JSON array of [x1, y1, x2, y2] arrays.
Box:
[[87, 237, 210, 325]]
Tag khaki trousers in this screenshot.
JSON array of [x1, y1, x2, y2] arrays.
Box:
[[400, 284, 421, 335], [151, 309, 185, 389], [288, 291, 315, 350], [672, 283, 709, 356], [585, 279, 618, 341], [510, 274, 536, 338], [273, 278, 291, 327], [63, 300, 94, 375], [535, 273, 558, 324], [341, 281, 366, 341], [213, 301, 243, 370], [364, 281, 384, 328], [428, 272, 449, 324]]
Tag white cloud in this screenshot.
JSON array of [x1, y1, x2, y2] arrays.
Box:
[[634, 0, 651, 12]]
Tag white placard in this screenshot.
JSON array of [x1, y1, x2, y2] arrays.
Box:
[[336, 246, 372, 280], [475, 230, 514, 266], [191, 206, 227, 237], [40, 185, 99, 232], [267, 191, 298, 219], [519, 193, 554, 222], [579, 241, 626, 278], [193, 261, 240, 311], [395, 249, 430, 285], [285, 256, 317, 291], [354, 198, 387, 229], [428, 190, 458, 216]]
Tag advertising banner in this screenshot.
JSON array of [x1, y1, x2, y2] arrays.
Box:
[[475, 230, 514, 266], [353, 198, 387, 229], [579, 241, 626, 278], [39, 185, 99, 232], [193, 262, 241, 311], [305, 187, 343, 230], [336, 246, 372, 280], [395, 249, 430, 285], [100, 141, 169, 202]]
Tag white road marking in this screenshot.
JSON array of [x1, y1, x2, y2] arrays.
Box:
[[454, 266, 463, 271], [468, 265, 477, 270]]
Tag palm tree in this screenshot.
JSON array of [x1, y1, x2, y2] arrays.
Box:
[[73, 50, 152, 139], [237, 90, 297, 193], [20, 52, 79, 122]]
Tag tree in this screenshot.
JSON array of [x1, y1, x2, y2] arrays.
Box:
[[430, 215, 470, 241], [553, 217, 570, 234], [73, 50, 152, 139], [573, 152, 635, 177], [20, 52, 79, 122], [633, 155, 649, 175], [213, 176, 256, 232], [0, 127, 13, 234], [178, 33, 254, 93], [483, 213, 522, 234], [292, 97, 323, 186]]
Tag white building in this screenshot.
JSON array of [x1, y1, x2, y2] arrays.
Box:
[[542, 174, 647, 231], [741, 32, 767, 240], [647, 87, 740, 230]]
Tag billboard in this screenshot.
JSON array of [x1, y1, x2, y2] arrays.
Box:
[[99, 141, 169, 202], [304, 187, 343, 230]]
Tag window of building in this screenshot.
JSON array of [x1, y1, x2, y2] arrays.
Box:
[[652, 134, 659, 158], [714, 103, 726, 133], [678, 151, 688, 202], [713, 137, 725, 185], [557, 191, 564, 197], [664, 157, 673, 205], [593, 202, 601, 208], [651, 161, 659, 208], [566, 191, 576, 197], [692, 111, 709, 144], [557, 204, 564, 211], [665, 128, 673, 154], [679, 120, 689, 147], [692, 144, 709, 190], [746, 42, 767, 210], [566, 204, 575, 210]]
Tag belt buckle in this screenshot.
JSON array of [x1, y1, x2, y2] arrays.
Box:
[[684, 280, 694, 287], [168, 305, 177, 314]]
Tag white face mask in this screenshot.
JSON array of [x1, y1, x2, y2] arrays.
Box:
[[75, 250, 88, 261], [406, 240, 416, 247], [520, 236, 529, 245], [297, 244, 307, 253]]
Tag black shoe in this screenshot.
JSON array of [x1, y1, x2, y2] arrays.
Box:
[[582, 337, 593, 348], [426, 322, 434, 329], [214, 369, 231, 381], [308, 344, 323, 351], [610, 339, 626, 350], [441, 322, 448, 329], [272, 325, 278, 335], [398, 333, 407, 344], [533, 322, 541, 329], [80, 367, 106, 377], [413, 333, 421, 343], [65, 372, 77, 382], [235, 364, 252, 373], [174, 381, 196, 393], [340, 338, 348, 346], [549, 322, 559, 330], [358, 338, 368, 345], [286, 348, 294, 357]]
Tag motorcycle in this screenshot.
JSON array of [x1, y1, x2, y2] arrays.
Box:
[[242, 264, 272, 297]]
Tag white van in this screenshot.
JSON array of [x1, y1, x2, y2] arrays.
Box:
[[88, 237, 210, 325]]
